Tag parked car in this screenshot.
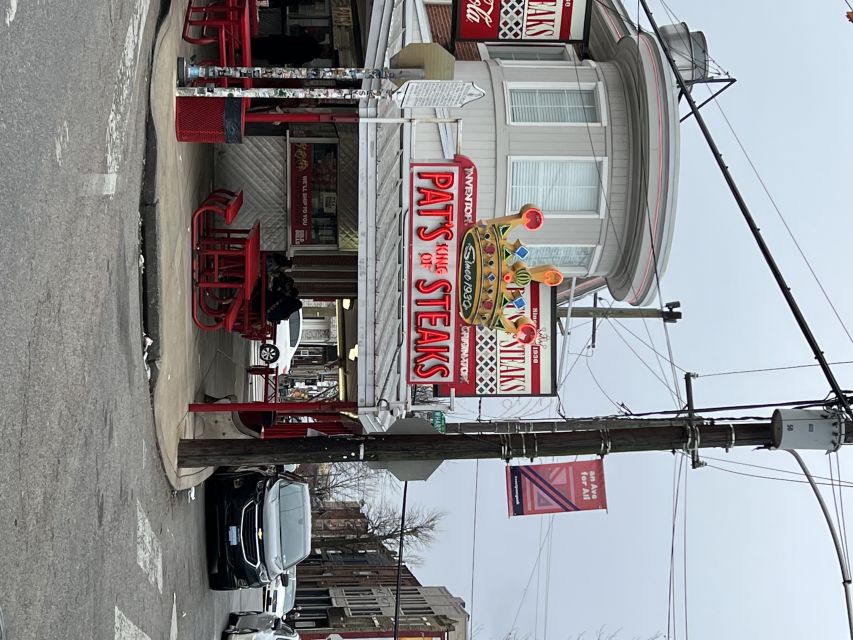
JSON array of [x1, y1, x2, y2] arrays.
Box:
[[206, 469, 312, 590], [256, 309, 303, 367], [223, 616, 299, 640], [263, 566, 297, 618], [272, 309, 303, 373]]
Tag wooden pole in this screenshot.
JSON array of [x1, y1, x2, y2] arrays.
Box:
[[178, 419, 784, 468]]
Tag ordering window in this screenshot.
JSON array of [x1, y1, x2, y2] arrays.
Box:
[[509, 157, 604, 216], [507, 86, 600, 125]]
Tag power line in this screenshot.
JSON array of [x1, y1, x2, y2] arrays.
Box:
[[508, 517, 555, 634], [392, 481, 409, 640], [683, 461, 689, 640], [699, 360, 853, 378], [788, 451, 853, 640], [707, 82, 853, 352], [699, 460, 853, 489], [637, 0, 853, 424], [586, 357, 628, 414], [833, 453, 852, 567], [468, 461, 479, 640], [609, 320, 684, 399], [611, 316, 689, 374], [698, 453, 853, 487], [667, 454, 685, 640], [543, 515, 554, 640]]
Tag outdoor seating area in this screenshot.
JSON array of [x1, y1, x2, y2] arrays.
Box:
[[190, 187, 275, 342], [177, 0, 256, 142]]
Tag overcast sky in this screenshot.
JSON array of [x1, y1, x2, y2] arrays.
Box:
[[401, 2, 853, 639]]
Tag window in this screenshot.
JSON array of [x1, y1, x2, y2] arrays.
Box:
[[508, 88, 599, 124], [509, 158, 602, 215], [523, 245, 596, 273], [485, 44, 573, 62]]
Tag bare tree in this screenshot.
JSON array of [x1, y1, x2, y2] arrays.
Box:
[[297, 462, 390, 503], [312, 499, 445, 563], [363, 500, 445, 554]]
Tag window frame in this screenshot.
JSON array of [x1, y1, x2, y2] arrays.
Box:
[[506, 155, 609, 219], [522, 243, 603, 276], [479, 43, 577, 65], [504, 82, 607, 127]]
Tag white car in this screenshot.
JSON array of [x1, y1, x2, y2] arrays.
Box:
[[263, 567, 297, 618], [223, 618, 299, 640], [257, 310, 303, 370]]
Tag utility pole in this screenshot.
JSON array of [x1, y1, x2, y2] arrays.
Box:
[[177, 418, 848, 468], [558, 306, 682, 322]]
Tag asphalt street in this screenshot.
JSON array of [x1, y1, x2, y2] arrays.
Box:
[[0, 0, 256, 637]]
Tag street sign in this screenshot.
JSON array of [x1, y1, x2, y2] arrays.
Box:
[[392, 81, 486, 109], [430, 411, 446, 434]]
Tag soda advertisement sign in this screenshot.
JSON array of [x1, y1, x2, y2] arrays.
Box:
[[455, 0, 590, 43], [290, 142, 312, 245], [407, 155, 477, 385], [506, 459, 607, 517]]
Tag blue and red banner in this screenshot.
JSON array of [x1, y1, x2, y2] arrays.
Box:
[[506, 459, 607, 517]]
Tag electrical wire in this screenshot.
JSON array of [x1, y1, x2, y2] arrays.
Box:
[[566, 39, 686, 414], [698, 454, 853, 487], [682, 462, 689, 640], [508, 517, 555, 634], [667, 453, 685, 640], [700, 360, 853, 378], [392, 481, 409, 640], [837, 452, 852, 566], [788, 451, 853, 640], [655, 0, 853, 360], [543, 515, 555, 640], [468, 460, 479, 640], [608, 319, 683, 398], [706, 85, 853, 352], [611, 316, 689, 374], [696, 460, 853, 490], [586, 356, 628, 414]]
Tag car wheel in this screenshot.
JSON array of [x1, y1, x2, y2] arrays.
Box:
[[259, 344, 280, 363]]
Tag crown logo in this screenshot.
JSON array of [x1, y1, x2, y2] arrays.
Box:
[[457, 204, 563, 345]]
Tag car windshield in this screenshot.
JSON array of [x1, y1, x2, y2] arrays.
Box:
[[288, 313, 301, 346], [278, 482, 310, 567]]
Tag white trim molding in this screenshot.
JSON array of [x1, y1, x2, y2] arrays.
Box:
[[503, 81, 608, 127]]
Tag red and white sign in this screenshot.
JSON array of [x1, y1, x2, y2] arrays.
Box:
[[290, 143, 312, 245], [506, 459, 607, 517], [456, 0, 589, 42], [407, 156, 477, 385], [437, 283, 556, 397]]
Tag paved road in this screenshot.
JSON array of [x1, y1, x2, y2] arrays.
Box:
[[0, 0, 255, 637]]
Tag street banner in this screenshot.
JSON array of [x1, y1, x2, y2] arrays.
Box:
[[506, 459, 607, 517], [290, 142, 313, 245], [455, 0, 590, 43]]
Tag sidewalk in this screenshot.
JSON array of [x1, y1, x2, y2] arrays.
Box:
[[143, 0, 252, 490]]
